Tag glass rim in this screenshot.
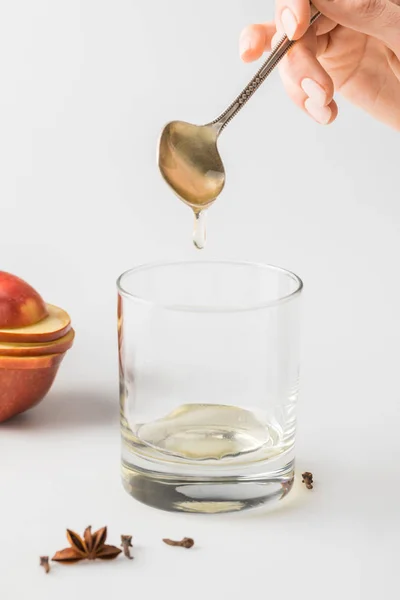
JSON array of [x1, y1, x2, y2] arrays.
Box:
[[117, 260, 303, 313]]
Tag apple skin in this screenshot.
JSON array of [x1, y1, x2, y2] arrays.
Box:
[[0, 328, 75, 357], [0, 353, 65, 423], [0, 271, 48, 329], [0, 304, 71, 343]]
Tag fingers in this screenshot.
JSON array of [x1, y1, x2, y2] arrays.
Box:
[[238, 17, 336, 62], [239, 23, 276, 62], [238, 20, 338, 125], [275, 0, 311, 40], [278, 29, 337, 123], [306, 98, 338, 124], [281, 72, 338, 125], [313, 0, 400, 52], [274, 0, 336, 39], [274, 0, 400, 51], [314, 15, 338, 37], [275, 0, 338, 40]]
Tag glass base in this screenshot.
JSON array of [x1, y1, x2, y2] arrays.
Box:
[[121, 457, 295, 514]]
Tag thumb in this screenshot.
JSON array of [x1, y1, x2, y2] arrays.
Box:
[[314, 0, 400, 51]]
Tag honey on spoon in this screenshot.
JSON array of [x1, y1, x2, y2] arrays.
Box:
[[158, 7, 321, 249]]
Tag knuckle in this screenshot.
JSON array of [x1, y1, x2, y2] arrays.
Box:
[[352, 0, 385, 18]]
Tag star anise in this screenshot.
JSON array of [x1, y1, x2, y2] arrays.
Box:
[[52, 526, 122, 563]]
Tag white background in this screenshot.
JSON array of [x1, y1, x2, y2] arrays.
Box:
[[0, 1, 398, 598]]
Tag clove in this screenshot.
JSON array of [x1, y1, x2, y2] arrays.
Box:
[[40, 556, 50, 574], [121, 535, 133, 559], [302, 471, 314, 489], [163, 537, 194, 549]]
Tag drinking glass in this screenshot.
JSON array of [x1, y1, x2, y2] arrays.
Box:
[[117, 260, 303, 513]]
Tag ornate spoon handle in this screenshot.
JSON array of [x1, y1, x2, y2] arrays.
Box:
[[212, 6, 321, 131]]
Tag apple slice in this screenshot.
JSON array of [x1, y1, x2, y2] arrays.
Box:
[[0, 304, 71, 343], [0, 271, 48, 328], [0, 328, 75, 357]]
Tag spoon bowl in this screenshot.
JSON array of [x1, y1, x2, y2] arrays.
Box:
[[158, 120, 225, 213]]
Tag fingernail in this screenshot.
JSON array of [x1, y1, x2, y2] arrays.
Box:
[[305, 99, 332, 124], [281, 8, 298, 40], [239, 34, 254, 58], [301, 78, 327, 106], [271, 31, 281, 48]]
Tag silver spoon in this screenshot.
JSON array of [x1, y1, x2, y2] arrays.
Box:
[[158, 6, 321, 248]]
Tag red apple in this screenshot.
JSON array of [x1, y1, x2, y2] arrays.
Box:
[[0, 353, 66, 423], [0, 328, 75, 357], [0, 271, 48, 328], [0, 304, 71, 343]]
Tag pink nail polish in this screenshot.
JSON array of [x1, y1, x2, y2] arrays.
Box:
[[301, 78, 327, 106], [281, 8, 298, 40], [305, 99, 332, 125]]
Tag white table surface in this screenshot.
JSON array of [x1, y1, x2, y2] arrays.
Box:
[[1, 357, 397, 600], [0, 1, 399, 598]]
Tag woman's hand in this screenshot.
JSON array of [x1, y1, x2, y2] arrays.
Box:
[[239, 0, 400, 129]]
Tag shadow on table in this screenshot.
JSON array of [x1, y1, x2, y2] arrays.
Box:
[[0, 388, 118, 431]]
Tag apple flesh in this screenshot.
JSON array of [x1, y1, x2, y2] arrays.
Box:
[[0, 353, 65, 423], [0, 304, 71, 343], [0, 328, 75, 357], [0, 271, 48, 329]]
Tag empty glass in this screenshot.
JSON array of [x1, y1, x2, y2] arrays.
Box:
[[117, 260, 303, 513]]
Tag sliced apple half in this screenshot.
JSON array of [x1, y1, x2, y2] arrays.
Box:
[[0, 304, 71, 343], [0, 328, 75, 357]]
